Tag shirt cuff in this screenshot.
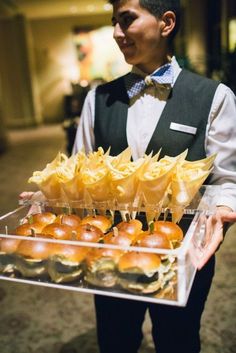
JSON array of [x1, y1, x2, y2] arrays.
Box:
[[215, 184, 236, 212]]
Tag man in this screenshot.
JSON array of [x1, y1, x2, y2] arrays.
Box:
[[73, 1, 236, 352]]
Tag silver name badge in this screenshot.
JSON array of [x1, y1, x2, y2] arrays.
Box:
[[170, 122, 197, 135]]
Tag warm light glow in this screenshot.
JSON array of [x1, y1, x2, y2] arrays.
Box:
[[69, 6, 78, 14], [87, 4, 96, 12], [80, 80, 89, 87], [229, 18, 236, 52], [103, 4, 112, 11]]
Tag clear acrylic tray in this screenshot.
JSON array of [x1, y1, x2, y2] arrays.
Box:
[[18, 184, 219, 216], [0, 185, 219, 306]]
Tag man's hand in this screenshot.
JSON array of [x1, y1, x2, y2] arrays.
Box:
[[19, 191, 45, 216], [19, 191, 35, 200], [197, 206, 236, 270]]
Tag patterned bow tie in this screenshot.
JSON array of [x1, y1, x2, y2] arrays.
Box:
[[125, 63, 174, 99]]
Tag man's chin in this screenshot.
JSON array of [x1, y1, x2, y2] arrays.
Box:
[[122, 50, 137, 64]]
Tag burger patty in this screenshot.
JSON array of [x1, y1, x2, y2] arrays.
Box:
[[118, 271, 159, 284], [52, 260, 82, 274], [85, 269, 117, 287]]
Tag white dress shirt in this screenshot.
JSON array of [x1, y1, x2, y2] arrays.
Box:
[[73, 57, 236, 211]]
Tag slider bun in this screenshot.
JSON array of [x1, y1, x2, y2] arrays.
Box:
[[14, 222, 45, 236], [30, 212, 56, 225], [116, 219, 143, 236], [55, 214, 81, 230], [0, 238, 21, 253], [17, 239, 54, 260], [52, 243, 88, 262], [42, 223, 74, 240], [104, 229, 133, 247], [76, 224, 103, 242], [118, 252, 161, 273], [81, 215, 112, 233], [138, 233, 172, 249], [86, 247, 123, 267], [153, 221, 183, 242]]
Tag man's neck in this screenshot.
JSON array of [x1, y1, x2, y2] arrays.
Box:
[[132, 56, 173, 76]]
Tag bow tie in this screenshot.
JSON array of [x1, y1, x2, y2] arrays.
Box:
[[125, 63, 174, 99]]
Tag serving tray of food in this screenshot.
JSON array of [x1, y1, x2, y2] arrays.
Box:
[[0, 148, 220, 306]]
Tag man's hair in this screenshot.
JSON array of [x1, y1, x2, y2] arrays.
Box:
[[108, 0, 181, 41]]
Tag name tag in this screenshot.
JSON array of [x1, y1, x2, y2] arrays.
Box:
[[170, 122, 197, 135]]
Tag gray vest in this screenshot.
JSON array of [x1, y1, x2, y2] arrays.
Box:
[[94, 69, 219, 161]]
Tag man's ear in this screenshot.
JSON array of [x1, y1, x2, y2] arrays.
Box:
[[160, 11, 176, 38]]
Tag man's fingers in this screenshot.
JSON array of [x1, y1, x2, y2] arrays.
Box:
[[197, 241, 218, 270], [197, 228, 224, 269], [19, 191, 35, 199], [222, 211, 236, 223]]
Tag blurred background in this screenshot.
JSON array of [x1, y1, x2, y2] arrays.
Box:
[[0, 0, 236, 156], [0, 1, 235, 353]]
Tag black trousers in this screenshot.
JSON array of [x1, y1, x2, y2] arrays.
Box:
[[94, 256, 215, 353]]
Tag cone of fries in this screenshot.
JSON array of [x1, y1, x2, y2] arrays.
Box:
[[80, 148, 113, 203], [169, 155, 216, 223], [28, 152, 67, 200], [139, 156, 177, 204], [138, 151, 187, 222], [28, 147, 216, 224], [58, 152, 86, 202], [108, 156, 145, 205]]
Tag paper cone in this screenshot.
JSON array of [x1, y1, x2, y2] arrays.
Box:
[[37, 173, 64, 200], [169, 169, 212, 222], [28, 152, 68, 200], [56, 151, 87, 202], [109, 158, 145, 204], [76, 147, 111, 202], [83, 173, 112, 202], [60, 175, 85, 201], [113, 147, 132, 166], [110, 172, 140, 204], [138, 152, 179, 205], [182, 154, 216, 171]]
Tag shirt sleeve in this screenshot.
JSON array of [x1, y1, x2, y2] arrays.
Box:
[[206, 83, 236, 211], [72, 88, 96, 155]]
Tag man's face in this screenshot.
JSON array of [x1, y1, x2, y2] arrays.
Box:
[[111, 0, 164, 73]]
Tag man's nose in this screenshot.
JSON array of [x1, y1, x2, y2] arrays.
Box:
[[113, 22, 125, 40]]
